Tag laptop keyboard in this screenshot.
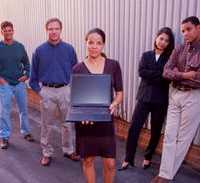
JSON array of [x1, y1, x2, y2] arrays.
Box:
[[71, 107, 109, 114]]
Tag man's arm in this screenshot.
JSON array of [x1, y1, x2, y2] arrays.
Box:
[[163, 46, 183, 81], [18, 46, 30, 82], [139, 53, 164, 83], [29, 51, 41, 92], [71, 47, 78, 67], [163, 45, 199, 82]]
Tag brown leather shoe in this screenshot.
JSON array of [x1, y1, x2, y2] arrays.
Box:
[[63, 152, 80, 161], [151, 176, 170, 183], [40, 156, 52, 166]]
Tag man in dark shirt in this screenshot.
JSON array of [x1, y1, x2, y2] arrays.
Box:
[[152, 16, 200, 183], [29, 18, 79, 166], [0, 21, 34, 149]]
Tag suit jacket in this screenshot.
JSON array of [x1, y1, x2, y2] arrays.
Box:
[[136, 50, 170, 104]]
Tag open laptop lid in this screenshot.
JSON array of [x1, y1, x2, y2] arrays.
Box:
[[70, 74, 111, 107]]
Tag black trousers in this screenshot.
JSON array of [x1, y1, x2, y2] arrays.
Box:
[[125, 101, 168, 164]]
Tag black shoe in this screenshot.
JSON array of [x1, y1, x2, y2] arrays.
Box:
[[142, 160, 151, 169], [118, 161, 134, 171], [24, 134, 35, 142], [143, 162, 151, 169], [0, 138, 9, 149]]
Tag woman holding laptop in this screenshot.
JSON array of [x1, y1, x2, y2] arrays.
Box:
[[73, 28, 123, 183]]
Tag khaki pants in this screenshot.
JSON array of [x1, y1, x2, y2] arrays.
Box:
[[159, 86, 200, 179], [40, 85, 75, 157]]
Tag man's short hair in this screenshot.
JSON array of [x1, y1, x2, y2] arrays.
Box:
[[45, 18, 62, 29], [182, 16, 200, 26], [1, 21, 13, 30]]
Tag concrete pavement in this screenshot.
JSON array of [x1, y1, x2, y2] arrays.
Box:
[[0, 107, 199, 183]]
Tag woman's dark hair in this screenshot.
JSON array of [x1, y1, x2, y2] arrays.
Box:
[[154, 27, 175, 57], [85, 28, 106, 58], [85, 28, 106, 43]]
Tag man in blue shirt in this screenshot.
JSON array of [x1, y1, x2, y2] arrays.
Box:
[[29, 18, 79, 166], [0, 21, 34, 149]]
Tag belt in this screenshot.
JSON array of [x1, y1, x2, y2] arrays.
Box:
[[174, 85, 193, 91], [42, 83, 66, 88]]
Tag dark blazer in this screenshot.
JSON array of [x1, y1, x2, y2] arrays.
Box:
[[136, 50, 170, 104]]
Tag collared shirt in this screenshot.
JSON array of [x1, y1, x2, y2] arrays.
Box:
[[163, 40, 200, 88], [29, 41, 77, 92], [0, 41, 30, 85]]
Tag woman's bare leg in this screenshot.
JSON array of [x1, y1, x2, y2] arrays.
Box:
[[82, 156, 96, 183], [102, 158, 115, 183]]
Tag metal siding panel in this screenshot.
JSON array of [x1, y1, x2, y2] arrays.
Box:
[[126, 0, 136, 120], [146, 0, 154, 50], [165, 0, 174, 27], [158, 0, 166, 28], [129, 0, 142, 120], [109, 0, 116, 59], [197, 0, 200, 17], [114, 0, 120, 61], [180, 0, 189, 19], [173, 0, 181, 30], [123, 0, 131, 119], [188, 0, 197, 15], [104, 0, 110, 54]]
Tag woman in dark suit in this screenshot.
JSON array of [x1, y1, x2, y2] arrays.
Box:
[[119, 27, 175, 170]]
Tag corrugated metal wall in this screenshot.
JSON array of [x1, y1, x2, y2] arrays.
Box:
[[0, 0, 200, 144]]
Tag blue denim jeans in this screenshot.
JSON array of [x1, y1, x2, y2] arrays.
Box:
[[0, 82, 30, 139]]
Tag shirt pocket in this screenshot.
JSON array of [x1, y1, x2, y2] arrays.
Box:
[[187, 54, 200, 71]]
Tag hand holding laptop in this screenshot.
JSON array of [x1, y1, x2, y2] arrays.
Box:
[[81, 102, 117, 124], [81, 121, 94, 125], [109, 101, 118, 114]]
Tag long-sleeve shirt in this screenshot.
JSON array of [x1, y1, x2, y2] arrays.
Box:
[[29, 41, 77, 92], [163, 40, 200, 88], [0, 41, 30, 85]]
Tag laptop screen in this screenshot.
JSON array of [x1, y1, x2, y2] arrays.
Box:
[[70, 74, 111, 106]]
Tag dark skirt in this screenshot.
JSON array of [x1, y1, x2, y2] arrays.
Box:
[[75, 122, 116, 159]]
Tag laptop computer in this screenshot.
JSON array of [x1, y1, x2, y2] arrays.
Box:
[[66, 74, 112, 122]]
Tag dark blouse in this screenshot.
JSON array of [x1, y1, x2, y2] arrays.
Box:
[[72, 58, 123, 137]]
